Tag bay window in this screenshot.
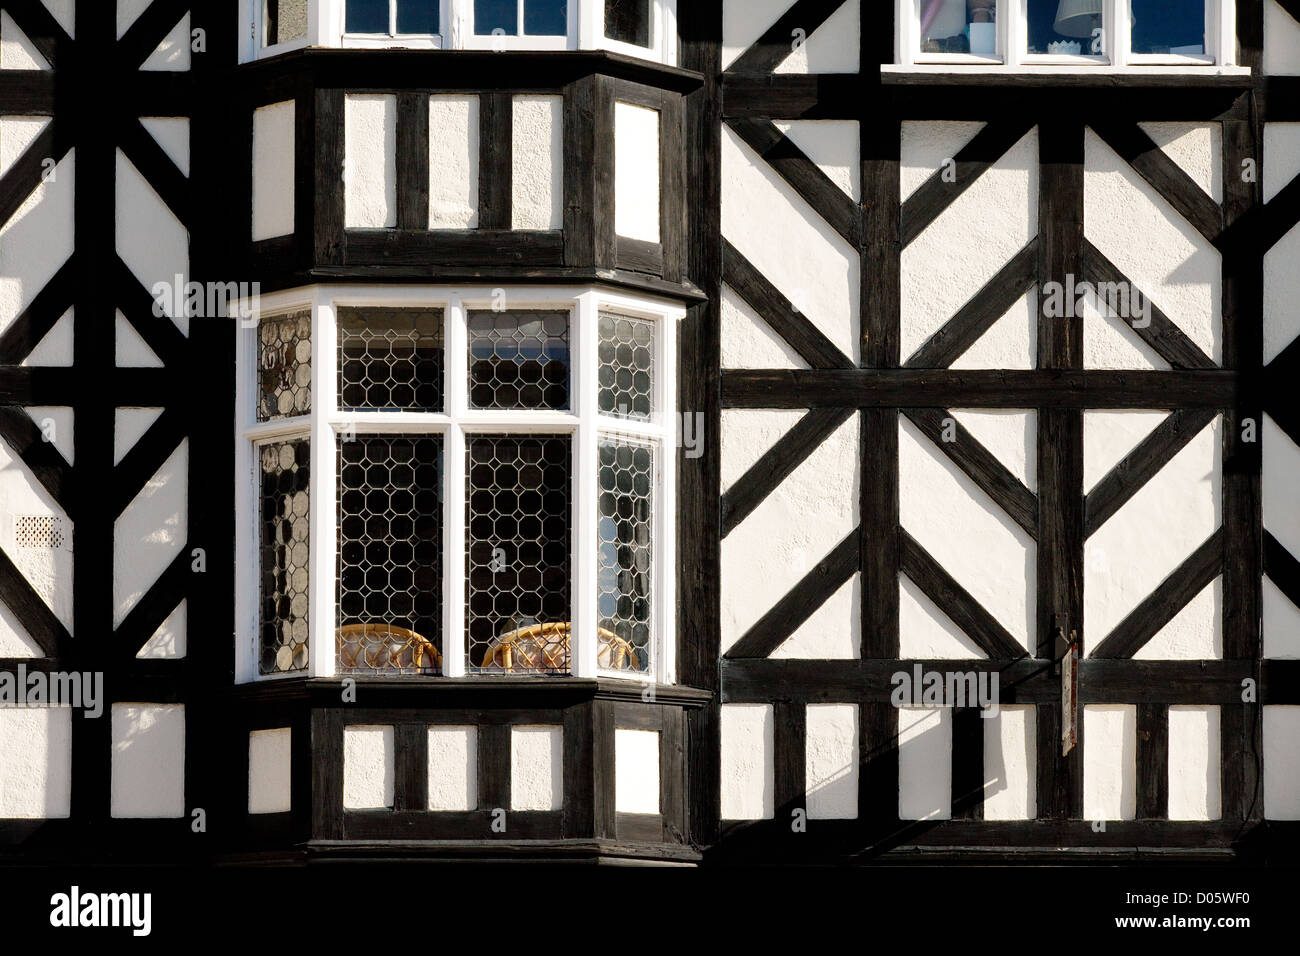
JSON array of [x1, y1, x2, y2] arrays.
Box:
[[897, 0, 1240, 69], [236, 287, 682, 685], [241, 0, 677, 63]]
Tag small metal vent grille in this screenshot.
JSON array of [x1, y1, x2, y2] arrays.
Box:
[[15, 515, 64, 550]]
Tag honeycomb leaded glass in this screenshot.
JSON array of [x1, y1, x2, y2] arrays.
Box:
[[258, 310, 312, 422], [468, 310, 570, 410], [259, 439, 310, 674], [597, 438, 654, 673], [466, 435, 571, 673], [338, 308, 445, 413], [598, 312, 655, 420], [337, 435, 443, 675]]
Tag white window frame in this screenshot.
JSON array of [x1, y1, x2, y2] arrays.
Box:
[[239, 0, 677, 63], [337, 0, 447, 49], [893, 0, 1243, 72], [235, 284, 683, 686], [241, 0, 320, 62], [583, 0, 679, 67], [456, 0, 577, 52]]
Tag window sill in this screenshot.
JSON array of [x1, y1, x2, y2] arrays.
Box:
[[227, 675, 713, 708], [883, 63, 1252, 80]]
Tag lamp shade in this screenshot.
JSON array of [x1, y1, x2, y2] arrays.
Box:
[[1054, 0, 1103, 38]]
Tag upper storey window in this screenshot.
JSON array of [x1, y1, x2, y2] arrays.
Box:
[[243, 0, 677, 63], [897, 0, 1242, 70], [346, 0, 442, 36]]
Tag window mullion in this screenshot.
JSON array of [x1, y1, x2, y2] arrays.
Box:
[[656, 312, 678, 685], [444, 296, 469, 677], [309, 293, 339, 678], [573, 293, 600, 679], [1218, 0, 1235, 66], [236, 319, 257, 683], [1004, 0, 1021, 68], [1109, 0, 1128, 66]]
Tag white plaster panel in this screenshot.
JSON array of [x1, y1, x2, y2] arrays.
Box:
[[113, 440, 188, 629], [27, 406, 71, 464], [901, 128, 1039, 364], [0, 433, 72, 638], [1137, 122, 1222, 203], [775, 0, 859, 74], [1132, 577, 1222, 660], [248, 727, 292, 814], [0, 707, 70, 818], [722, 125, 859, 363], [111, 703, 185, 818], [720, 285, 808, 370], [1084, 418, 1222, 652], [344, 94, 397, 229], [511, 95, 563, 231], [806, 703, 857, 819], [1263, 415, 1300, 564], [1084, 128, 1222, 364], [721, 703, 773, 820], [1265, 0, 1300, 75], [723, 0, 859, 73], [615, 102, 660, 242], [899, 416, 1035, 650], [898, 707, 951, 821], [428, 95, 479, 229], [774, 120, 860, 201], [1264, 705, 1300, 818], [22, 308, 72, 367], [1083, 704, 1136, 821], [771, 574, 861, 659], [252, 101, 295, 241], [983, 705, 1036, 820], [0, 115, 46, 174], [1264, 222, 1300, 365], [117, 0, 150, 38], [951, 409, 1036, 490], [343, 725, 394, 810], [900, 121, 985, 203], [1083, 294, 1170, 370], [1083, 410, 1169, 494], [510, 725, 563, 811], [116, 311, 163, 368], [0, 601, 39, 656], [141, 117, 191, 177], [1264, 576, 1300, 658], [142, 14, 191, 72], [720, 407, 804, 493], [1168, 706, 1221, 821], [0, 148, 73, 337], [117, 149, 189, 335], [615, 728, 660, 815], [115, 407, 163, 467], [136, 599, 186, 659], [900, 574, 985, 659], [722, 0, 791, 70], [949, 288, 1037, 370], [427, 725, 476, 811], [40, 0, 73, 37], [721, 413, 859, 652], [0, 12, 48, 70], [1264, 123, 1300, 204]]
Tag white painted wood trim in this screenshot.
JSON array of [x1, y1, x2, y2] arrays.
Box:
[[309, 290, 338, 679], [234, 315, 257, 683], [895, 0, 1238, 69], [573, 292, 600, 679], [443, 295, 469, 677]]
